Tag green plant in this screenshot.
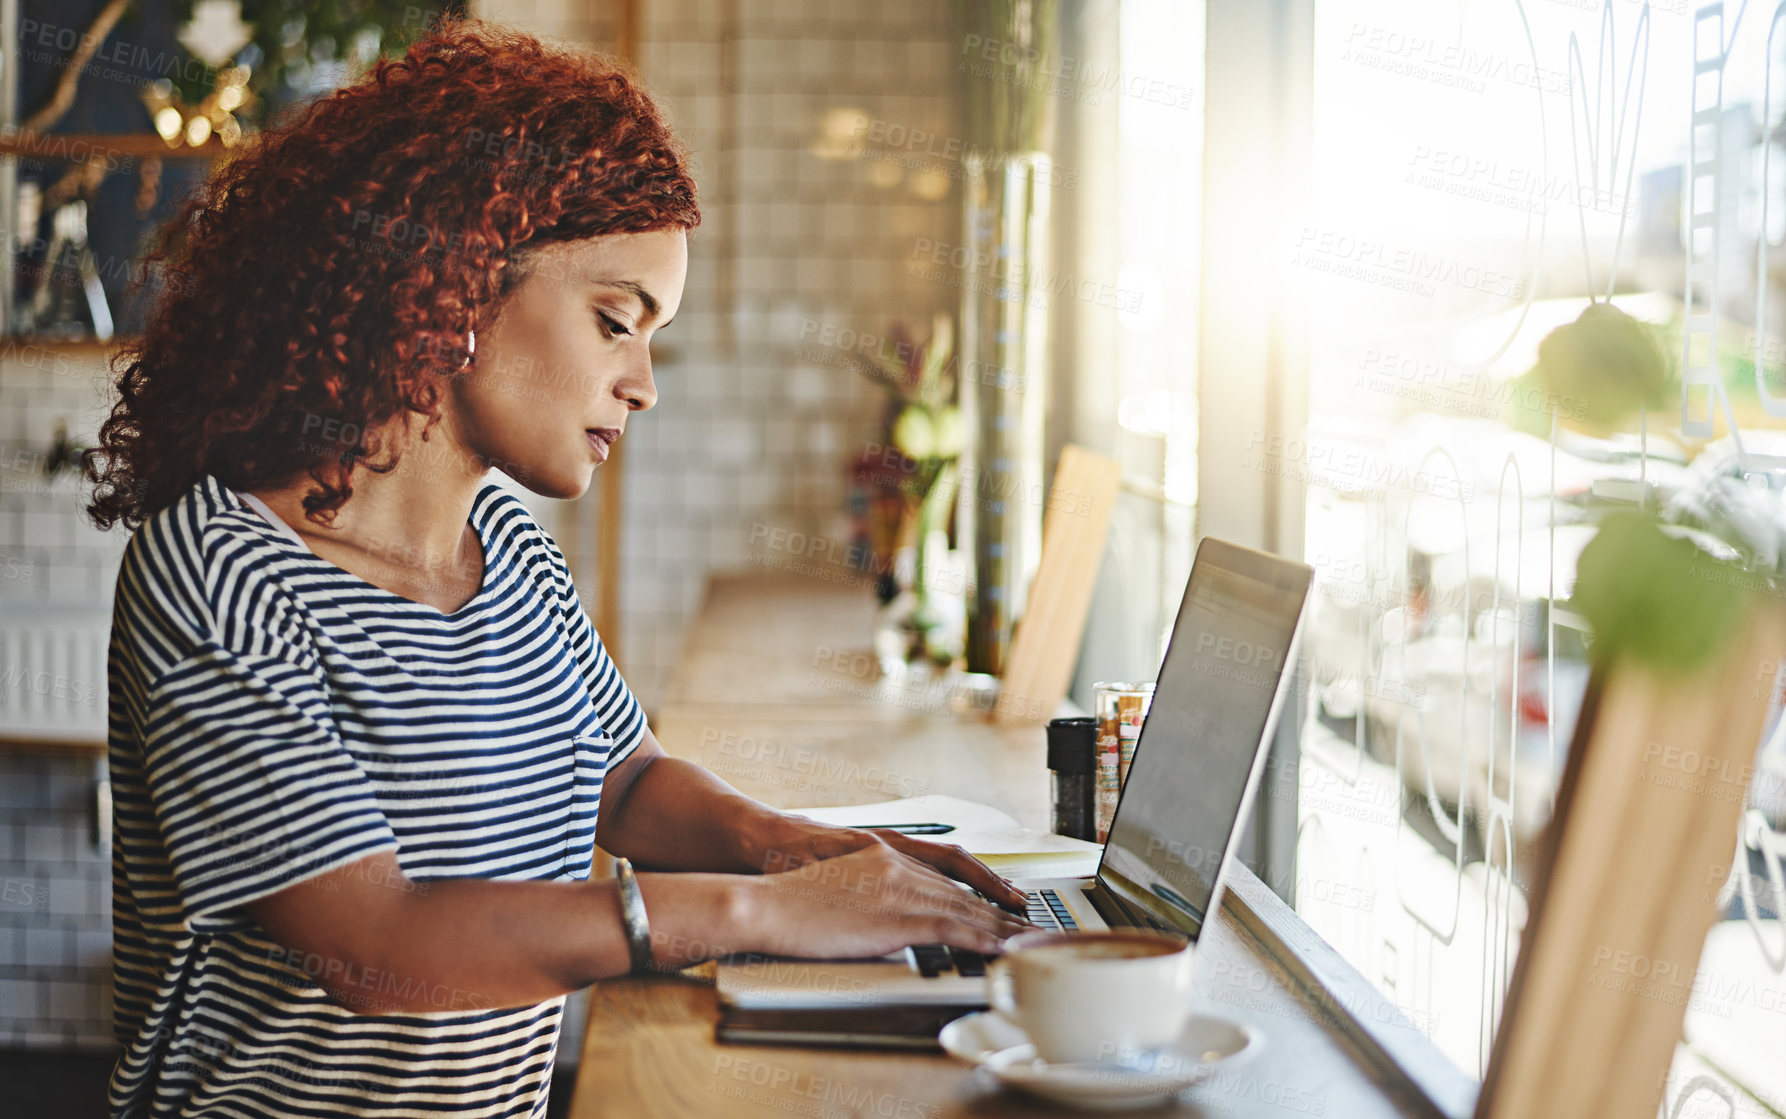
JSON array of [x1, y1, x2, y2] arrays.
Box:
[[1571, 511, 1752, 671], [854, 314, 964, 665], [1544, 304, 1778, 669], [854, 312, 962, 485], [1530, 301, 1672, 435]]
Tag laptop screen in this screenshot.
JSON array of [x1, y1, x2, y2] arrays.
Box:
[[1094, 538, 1312, 937]]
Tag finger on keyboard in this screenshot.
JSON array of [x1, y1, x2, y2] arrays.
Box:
[[909, 943, 951, 978], [947, 945, 986, 976]]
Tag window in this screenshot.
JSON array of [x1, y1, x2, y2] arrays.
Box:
[[1067, 0, 1206, 704], [1284, 0, 1786, 1102]]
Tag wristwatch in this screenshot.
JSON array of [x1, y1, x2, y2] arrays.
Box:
[[613, 857, 653, 974]]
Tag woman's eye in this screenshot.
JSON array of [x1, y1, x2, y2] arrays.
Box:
[[597, 312, 633, 339]]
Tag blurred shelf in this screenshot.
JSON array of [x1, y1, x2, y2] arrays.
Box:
[[0, 131, 227, 163], [0, 335, 138, 354], [0, 733, 105, 756]]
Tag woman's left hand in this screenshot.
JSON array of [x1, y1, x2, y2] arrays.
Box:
[[752, 817, 1032, 916]]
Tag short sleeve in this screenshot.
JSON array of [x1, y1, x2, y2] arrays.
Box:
[[553, 568, 648, 770], [138, 641, 400, 935]]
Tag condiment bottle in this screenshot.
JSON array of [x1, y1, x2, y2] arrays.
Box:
[[1044, 716, 1097, 842]]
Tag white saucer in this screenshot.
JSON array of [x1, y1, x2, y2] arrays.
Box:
[[939, 1011, 1259, 1111], [939, 1009, 1031, 1063]]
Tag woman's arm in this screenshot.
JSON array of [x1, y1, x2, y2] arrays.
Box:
[[592, 726, 810, 872], [247, 727, 1037, 1016], [595, 726, 1030, 912], [246, 840, 1030, 1016]]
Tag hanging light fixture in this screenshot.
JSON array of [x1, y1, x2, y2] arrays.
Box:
[[142, 0, 256, 151], [141, 66, 254, 151]]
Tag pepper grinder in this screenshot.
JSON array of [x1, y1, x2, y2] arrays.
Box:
[[1045, 716, 1097, 842]]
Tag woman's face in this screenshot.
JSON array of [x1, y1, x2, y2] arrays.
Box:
[[445, 228, 688, 499]]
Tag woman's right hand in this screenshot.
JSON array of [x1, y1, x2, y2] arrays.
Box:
[[741, 842, 1037, 958]]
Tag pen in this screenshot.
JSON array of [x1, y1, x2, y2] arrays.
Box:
[[860, 823, 956, 835]]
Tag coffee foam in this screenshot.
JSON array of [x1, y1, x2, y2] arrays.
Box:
[[1014, 933, 1186, 960]]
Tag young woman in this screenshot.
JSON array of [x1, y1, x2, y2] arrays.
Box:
[[86, 18, 1031, 1118]]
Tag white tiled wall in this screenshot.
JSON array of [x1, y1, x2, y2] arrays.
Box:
[[0, 345, 130, 1050], [472, 0, 615, 48], [610, 0, 960, 706], [0, 349, 130, 610], [0, 752, 114, 1049]]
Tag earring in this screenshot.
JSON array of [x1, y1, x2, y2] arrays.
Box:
[[461, 329, 476, 371]]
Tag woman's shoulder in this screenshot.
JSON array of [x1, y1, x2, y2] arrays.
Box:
[[115, 473, 316, 673], [472, 476, 576, 595]]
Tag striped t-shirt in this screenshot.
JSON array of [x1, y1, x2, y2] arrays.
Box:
[[106, 471, 646, 1118]]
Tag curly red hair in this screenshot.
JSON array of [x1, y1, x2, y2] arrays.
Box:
[[86, 16, 700, 531]]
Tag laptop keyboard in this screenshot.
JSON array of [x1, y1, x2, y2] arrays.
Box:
[[908, 943, 986, 977], [1026, 888, 1077, 931], [909, 890, 1078, 979]]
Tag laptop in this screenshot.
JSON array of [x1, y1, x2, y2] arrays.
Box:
[[715, 537, 1314, 1010]]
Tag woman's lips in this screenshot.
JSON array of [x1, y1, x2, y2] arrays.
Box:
[[586, 428, 620, 462]]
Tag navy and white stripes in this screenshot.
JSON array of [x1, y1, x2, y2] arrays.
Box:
[[106, 472, 644, 1117]]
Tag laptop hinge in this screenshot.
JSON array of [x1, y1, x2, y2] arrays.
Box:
[[1086, 881, 1200, 936], [1084, 882, 1145, 928]]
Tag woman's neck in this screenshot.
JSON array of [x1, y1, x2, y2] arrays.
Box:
[[247, 412, 491, 579]]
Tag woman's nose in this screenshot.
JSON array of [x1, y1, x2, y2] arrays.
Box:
[[617, 351, 657, 411]]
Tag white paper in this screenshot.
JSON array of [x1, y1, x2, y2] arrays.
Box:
[[979, 850, 1104, 879], [784, 794, 1105, 858]]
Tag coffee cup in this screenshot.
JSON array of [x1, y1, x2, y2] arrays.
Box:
[[985, 929, 1195, 1064]]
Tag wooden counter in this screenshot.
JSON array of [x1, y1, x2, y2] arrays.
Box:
[[575, 878, 1453, 1119], [650, 570, 1053, 830], [570, 570, 1469, 1119]]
